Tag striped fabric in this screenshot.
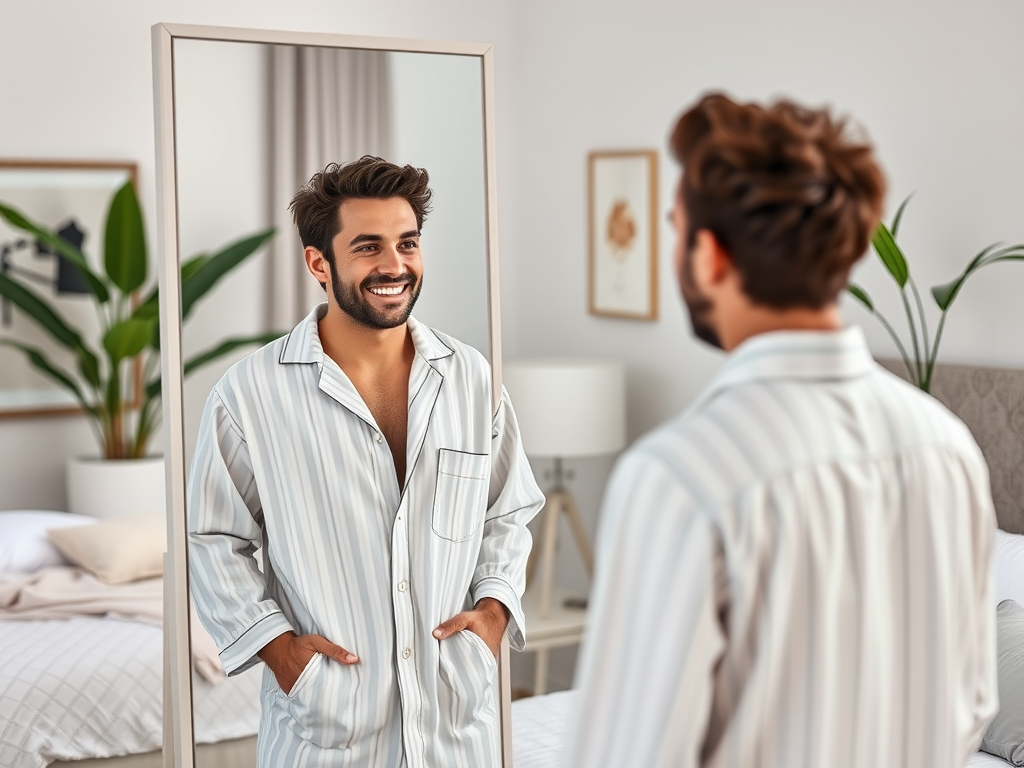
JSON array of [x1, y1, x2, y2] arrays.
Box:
[[563, 327, 998, 768], [187, 304, 544, 768]]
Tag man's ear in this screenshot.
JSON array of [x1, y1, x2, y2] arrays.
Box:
[[690, 229, 735, 290], [305, 247, 329, 285]]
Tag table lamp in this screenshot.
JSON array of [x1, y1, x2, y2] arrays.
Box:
[[503, 359, 626, 618]]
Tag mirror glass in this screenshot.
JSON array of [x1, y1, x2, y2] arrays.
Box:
[[166, 31, 502, 765]]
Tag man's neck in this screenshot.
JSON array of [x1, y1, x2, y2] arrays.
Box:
[[318, 304, 413, 379], [720, 303, 842, 352]]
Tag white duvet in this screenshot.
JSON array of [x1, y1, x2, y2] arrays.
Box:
[[0, 616, 261, 768]]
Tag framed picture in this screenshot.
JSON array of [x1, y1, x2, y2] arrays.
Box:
[[0, 159, 137, 418], [588, 150, 658, 320]]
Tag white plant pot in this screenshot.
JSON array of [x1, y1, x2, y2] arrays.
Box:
[[66, 456, 166, 520]]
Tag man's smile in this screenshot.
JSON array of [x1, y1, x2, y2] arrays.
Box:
[[367, 284, 408, 296]]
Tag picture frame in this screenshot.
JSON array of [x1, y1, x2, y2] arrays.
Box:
[[587, 149, 658, 320], [0, 159, 138, 418]]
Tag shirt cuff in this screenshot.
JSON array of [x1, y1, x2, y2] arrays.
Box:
[[218, 610, 294, 675], [473, 575, 526, 651]]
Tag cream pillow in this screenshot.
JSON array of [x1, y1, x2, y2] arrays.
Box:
[[47, 515, 165, 584]]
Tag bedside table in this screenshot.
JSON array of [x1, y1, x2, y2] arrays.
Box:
[[522, 584, 588, 695]]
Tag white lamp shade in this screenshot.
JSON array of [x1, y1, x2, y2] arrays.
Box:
[[503, 359, 626, 458]]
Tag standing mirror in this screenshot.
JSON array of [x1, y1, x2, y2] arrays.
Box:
[[153, 23, 509, 767]]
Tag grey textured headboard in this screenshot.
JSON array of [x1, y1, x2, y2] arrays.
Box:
[[879, 358, 1024, 534]]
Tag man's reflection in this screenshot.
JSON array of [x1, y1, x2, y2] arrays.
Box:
[[187, 156, 543, 768]]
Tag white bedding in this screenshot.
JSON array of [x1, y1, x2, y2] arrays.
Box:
[[511, 690, 1011, 768], [0, 616, 261, 768]]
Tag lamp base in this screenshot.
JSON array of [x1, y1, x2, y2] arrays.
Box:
[[525, 486, 594, 619]]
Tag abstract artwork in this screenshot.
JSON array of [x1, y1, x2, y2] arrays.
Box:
[[587, 150, 658, 320]]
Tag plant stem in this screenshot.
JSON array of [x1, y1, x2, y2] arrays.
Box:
[[899, 287, 924, 385], [872, 309, 917, 386], [908, 277, 930, 371], [924, 311, 950, 392]]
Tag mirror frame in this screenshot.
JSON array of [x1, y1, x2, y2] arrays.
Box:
[[152, 22, 508, 768]]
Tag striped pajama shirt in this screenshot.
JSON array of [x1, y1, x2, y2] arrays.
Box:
[[564, 326, 998, 768], [188, 305, 544, 768]]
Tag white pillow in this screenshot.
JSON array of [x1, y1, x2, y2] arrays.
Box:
[[0, 510, 97, 574], [47, 514, 165, 584], [995, 529, 1024, 609]]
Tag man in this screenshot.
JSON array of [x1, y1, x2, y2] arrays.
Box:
[[563, 94, 998, 767], [188, 156, 543, 768]]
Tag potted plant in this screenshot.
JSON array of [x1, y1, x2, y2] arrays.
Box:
[[0, 179, 279, 517], [848, 195, 1024, 393]]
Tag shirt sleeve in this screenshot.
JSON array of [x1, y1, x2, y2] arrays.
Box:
[[187, 388, 293, 675], [471, 386, 546, 651], [561, 449, 728, 768], [964, 456, 999, 754]]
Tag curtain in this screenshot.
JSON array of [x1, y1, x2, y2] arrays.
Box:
[[266, 46, 392, 329]]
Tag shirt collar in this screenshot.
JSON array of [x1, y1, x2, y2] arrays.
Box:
[[688, 325, 876, 414], [278, 303, 456, 365]]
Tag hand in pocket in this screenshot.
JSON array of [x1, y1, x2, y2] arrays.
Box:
[[259, 630, 359, 694]]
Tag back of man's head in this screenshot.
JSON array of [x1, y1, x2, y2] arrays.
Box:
[[672, 93, 886, 309], [289, 156, 433, 263]]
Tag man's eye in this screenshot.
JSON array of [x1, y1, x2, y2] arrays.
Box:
[[401, 241, 419, 249]]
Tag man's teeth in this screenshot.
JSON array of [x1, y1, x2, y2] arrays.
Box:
[[369, 285, 405, 296]]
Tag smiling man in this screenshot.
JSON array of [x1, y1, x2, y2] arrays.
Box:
[[187, 157, 544, 768]]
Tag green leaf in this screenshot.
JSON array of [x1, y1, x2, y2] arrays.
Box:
[[182, 253, 211, 282], [871, 222, 909, 288], [0, 339, 96, 415], [145, 376, 161, 402], [930, 246, 1024, 311], [0, 201, 111, 303], [181, 229, 275, 319], [183, 331, 285, 376], [931, 275, 966, 311], [103, 318, 154, 365], [846, 283, 874, 311], [133, 253, 210, 325], [0, 272, 86, 349], [965, 244, 1001, 273], [76, 347, 102, 390], [890, 194, 914, 239], [104, 181, 147, 294]]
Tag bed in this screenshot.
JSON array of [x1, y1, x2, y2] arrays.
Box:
[[0, 511, 261, 768]]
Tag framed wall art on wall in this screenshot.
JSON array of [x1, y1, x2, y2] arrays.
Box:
[[0, 159, 137, 418], [587, 149, 658, 321]]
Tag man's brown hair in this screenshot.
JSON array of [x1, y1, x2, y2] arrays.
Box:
[[289, 156, 433, 264], [671, 93, 886, 309]]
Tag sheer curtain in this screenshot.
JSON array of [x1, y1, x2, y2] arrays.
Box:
[[266, 46, 392, 329]]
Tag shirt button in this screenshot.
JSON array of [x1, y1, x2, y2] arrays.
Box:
[[398, 580, 408, 592], [376, 433, 383, 444], [402, 647, 412, 659]]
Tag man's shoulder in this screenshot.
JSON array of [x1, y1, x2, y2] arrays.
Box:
[[418, 323, 490, 375], [426, 325, 487, 361], [213, 333, 291, 396]]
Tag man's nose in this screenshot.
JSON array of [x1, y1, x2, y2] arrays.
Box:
[[377, 245, 404, 275]]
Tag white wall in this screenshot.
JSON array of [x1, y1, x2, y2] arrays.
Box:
[[0, 0, 521, 509]]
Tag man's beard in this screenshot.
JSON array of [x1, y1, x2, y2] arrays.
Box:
[[330, 269, 422, 330], [679, 240, 723, 350]]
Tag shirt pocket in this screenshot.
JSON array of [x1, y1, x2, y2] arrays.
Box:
[[437, 628, 498, 734], [431, 449, 489, 542]]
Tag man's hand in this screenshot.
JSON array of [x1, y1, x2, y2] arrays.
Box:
[[432, 598, 510, 657], [258, 630, 358, 694]]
